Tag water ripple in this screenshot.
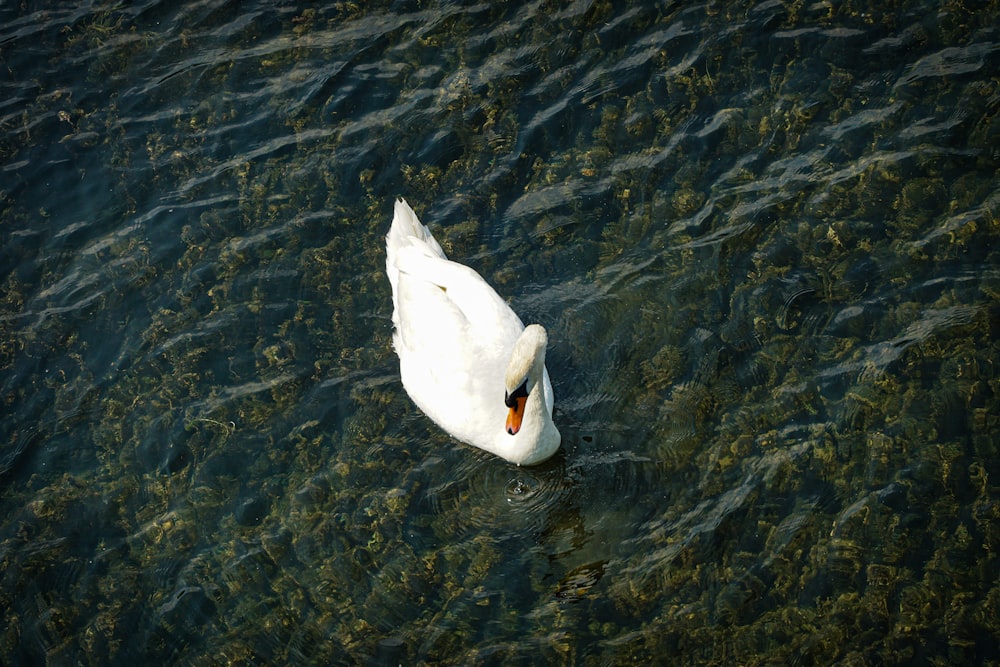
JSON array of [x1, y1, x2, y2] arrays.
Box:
[[895, 41, 999, 88], [423, 453, 575, 541], [2, 1, 999, 664]]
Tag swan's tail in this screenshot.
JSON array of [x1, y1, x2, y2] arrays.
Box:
[[386, 198, 446, 263], [386, 197, 448, 319]]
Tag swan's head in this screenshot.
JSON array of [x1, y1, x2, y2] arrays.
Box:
[[504, 324, 548, 436]]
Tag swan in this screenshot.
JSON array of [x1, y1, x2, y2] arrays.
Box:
[[385, 197, 561, 466]]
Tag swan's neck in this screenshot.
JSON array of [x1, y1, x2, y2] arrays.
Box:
[[500, 324, 559, 465]]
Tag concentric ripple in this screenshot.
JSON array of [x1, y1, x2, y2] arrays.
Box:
[[422, 452, 575, 541]]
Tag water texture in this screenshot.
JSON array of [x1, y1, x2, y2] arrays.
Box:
[[1, 0, 999, 664]]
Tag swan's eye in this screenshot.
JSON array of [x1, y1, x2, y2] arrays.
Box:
[[504, 382, 528, 407]]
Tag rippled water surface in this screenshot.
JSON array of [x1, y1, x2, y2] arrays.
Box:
[[2, 1, 999, 664]]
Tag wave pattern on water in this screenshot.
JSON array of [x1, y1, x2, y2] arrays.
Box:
[[1, 0, 1000, 664]]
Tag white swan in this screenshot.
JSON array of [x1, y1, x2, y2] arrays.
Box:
[[385, 197, 561, 466]]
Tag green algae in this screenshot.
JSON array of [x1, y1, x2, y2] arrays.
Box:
[[1, 0, 1000, 665]]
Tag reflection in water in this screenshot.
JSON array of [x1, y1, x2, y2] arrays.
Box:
[[1, 0, 999, 664]]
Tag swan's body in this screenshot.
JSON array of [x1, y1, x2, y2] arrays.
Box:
[[385, 198, 560, 465]]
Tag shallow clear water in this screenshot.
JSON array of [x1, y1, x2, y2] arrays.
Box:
[[2, 1, 999, 664]]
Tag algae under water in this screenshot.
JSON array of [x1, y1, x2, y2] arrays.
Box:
[[1, 0, 999, 664]]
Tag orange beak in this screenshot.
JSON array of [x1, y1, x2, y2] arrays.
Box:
[[506, 396, 526, 435]]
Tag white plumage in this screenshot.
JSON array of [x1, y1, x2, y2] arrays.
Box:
[[385, 198, 560, 465]]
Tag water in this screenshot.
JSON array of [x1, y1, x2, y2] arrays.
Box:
[[2, 0, 998, 664]]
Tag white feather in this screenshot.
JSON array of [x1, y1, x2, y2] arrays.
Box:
[[385, 198, 560, 465]]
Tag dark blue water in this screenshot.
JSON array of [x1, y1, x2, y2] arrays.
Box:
[[2, 1, 999, 664]]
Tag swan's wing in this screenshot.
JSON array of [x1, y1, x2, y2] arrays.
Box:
[[387, 198, 517, 340], [392, 244, 523, 352], [391, 244, 526, 442]]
